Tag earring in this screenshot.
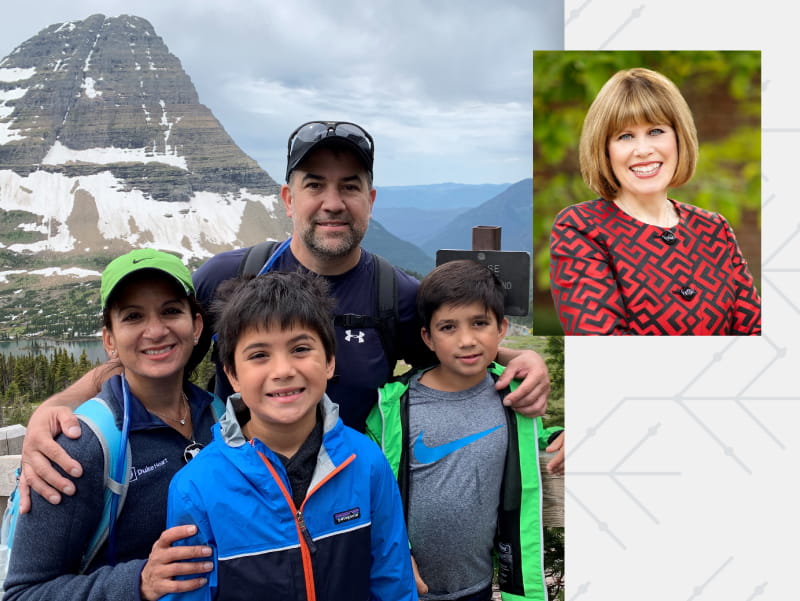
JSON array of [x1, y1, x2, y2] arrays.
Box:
[[110, 349, 117, 356], [193, 338, 198, 345]]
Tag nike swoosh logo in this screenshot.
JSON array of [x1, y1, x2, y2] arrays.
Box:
[[132, 258, 151, 264], [413, 424, 504, 464]]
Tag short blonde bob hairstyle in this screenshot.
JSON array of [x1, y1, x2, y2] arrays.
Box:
[[579, 68, 699, 200]]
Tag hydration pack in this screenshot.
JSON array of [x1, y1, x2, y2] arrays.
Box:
[[0, 392, 225, 589]]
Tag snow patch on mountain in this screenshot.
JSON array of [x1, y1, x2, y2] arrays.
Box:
[[0, 271, 26, 284], [42, 141, 187, 170], [54, 22, 77, 34], [0, 169, 283, 260], [0, 122, 24, 144], [30, 267, 101, 278], [0, 86, 28, 110], [0, 83, 30, 144], [0, 67, 36, 82], [81, 76, 102, 99]]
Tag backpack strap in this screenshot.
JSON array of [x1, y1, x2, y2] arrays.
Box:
[[74, 397, 131, 573], [205, 240, 284, 394], [1, 467, 21, 557], [372, 253, 399, 370], [207, 392, 227, 420], [239, 242, 400, 377], [237, 240, 281, 277], [331, 253, 399, 376]]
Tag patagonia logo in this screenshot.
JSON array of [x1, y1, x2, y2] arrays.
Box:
[[333, 507, 361, 524]]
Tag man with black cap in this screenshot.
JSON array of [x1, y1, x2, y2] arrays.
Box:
[[18, 120, 551, 507], [194, 120, 549, 430], [192, 121, 427, 431]]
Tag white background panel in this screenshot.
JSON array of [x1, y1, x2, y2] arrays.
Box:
[[563, 1, 797, 598]]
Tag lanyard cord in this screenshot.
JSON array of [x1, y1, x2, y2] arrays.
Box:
[[257, 237, 292, 275]]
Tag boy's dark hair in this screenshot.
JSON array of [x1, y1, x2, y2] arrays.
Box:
[[212, 271, 337, 377], [417, 260, 505, 330]]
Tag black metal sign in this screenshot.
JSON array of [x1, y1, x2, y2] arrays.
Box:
[[435, 250, 530, 316]]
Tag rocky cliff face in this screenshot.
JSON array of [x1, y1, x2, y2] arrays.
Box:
[[0, 13, 281, 200], [0, 14, 291, 265], [0, 14, 293, 337]]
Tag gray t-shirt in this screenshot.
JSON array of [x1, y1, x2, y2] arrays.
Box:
[[407, 372, 508, 600]]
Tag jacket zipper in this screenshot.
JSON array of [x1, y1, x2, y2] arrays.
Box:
[[296, 509, 317, 554], [254, 443, 356, 601]]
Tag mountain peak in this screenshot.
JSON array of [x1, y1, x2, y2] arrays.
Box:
[[0, 14, 290, 267], [3, 14, 203, 180]]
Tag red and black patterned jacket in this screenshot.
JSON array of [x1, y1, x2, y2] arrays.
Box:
[[549, 198, 761, 335]]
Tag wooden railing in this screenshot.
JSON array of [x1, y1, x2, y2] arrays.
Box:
[[539, 452, 564, 527], [0, 425, 25, 514]]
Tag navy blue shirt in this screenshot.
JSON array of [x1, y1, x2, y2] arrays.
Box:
[[193, 244, 433, 431]]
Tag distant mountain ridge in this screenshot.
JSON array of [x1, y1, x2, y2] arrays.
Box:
[[420, 178, 532, 255], [362, 219, 434, 276], [374, 182, 510, 209], [370, 206, 462, 246], [370, 180, 532, 258]]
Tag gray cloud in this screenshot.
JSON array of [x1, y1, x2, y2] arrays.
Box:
[[1, 0, 563, 184]]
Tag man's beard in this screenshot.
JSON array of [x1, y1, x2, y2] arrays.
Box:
[[300, 221, 366, 259]]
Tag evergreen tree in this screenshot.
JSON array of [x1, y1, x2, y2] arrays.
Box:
[[544, 336, 565, 403], [12, 355, 32, 396], [75, 349, 93, 381], [0, 353, 7, 395]]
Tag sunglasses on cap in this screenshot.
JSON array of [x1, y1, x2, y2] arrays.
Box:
[[286, 121, 374, 181]]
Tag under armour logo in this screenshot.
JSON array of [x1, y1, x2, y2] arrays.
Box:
[[345, 330, 366, 343]]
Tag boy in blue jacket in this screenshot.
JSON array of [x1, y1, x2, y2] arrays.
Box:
[[367, 260, 563, 601], [164, 271, 417, 601]]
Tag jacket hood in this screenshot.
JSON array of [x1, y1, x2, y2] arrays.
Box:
[[218, 393, 341, 447]]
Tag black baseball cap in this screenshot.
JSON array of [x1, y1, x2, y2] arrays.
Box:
[[285, 121, 374, 182]]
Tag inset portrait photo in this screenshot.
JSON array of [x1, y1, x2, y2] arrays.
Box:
[[532, 51, 761, 336]]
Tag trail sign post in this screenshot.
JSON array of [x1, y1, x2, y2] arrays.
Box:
[[435, 249, 530, 316]]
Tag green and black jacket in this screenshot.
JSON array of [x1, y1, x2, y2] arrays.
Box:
[[366, 362, 563, 601]]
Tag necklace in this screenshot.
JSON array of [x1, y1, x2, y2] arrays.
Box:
[[615, 198, 678, 228], [150, 392, 190, 426]]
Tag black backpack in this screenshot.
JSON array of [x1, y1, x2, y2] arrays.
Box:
[[237, 240, 400, 377]]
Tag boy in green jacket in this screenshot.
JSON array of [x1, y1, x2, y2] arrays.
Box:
[[366, 260, 563, 601]]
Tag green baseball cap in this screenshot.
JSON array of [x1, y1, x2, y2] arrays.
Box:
[[101, 248, 194, 308]]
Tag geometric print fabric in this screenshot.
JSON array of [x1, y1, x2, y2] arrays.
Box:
[[549, 198, 762, 335]]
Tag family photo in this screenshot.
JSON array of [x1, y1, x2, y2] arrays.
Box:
[[1, 1, 790, 599], [0, 3, 565, 600]]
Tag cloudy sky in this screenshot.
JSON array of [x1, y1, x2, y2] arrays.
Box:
[[0, 0, 563, 186]]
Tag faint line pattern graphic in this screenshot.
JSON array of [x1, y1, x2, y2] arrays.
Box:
[[685, 556, 733, 601], [560, 2, 797, 596], [598, 5, 645, 49], [565, 0, 594, 26]]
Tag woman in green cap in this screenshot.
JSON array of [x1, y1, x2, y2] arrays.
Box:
[[3, 249, 223, 601]]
